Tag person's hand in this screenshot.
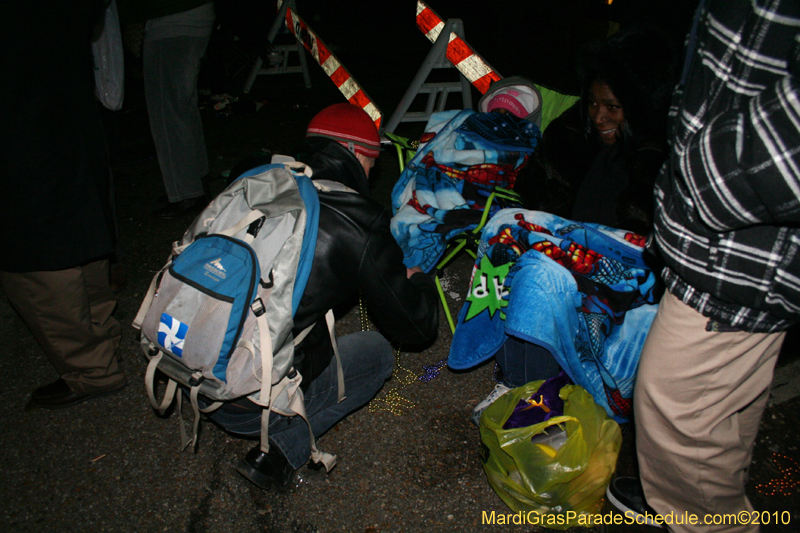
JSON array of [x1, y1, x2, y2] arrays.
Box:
[[406, 266, 423, 279]]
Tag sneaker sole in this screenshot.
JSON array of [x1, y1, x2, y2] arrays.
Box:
[[470, 408, 483, 427], [605, 484, 664, 529]]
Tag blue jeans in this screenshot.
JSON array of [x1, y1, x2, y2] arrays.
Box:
[[494, 336, 562, 388], [205, 331, 394, 469], [144, 33, 211, 203]]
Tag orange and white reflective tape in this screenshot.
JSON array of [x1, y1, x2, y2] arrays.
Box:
[[278, 0, 382, 130], [415, 0, 502, 94]]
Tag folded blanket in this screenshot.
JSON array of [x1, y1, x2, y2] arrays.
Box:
[[390, 110, 540, 272], [448, 209, 659, 423]]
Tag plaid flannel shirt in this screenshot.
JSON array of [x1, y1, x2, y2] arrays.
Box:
[[653, 0, 800, 332]]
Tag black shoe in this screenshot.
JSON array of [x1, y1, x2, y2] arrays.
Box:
[[236, 445, 296, 492], [152, 195, 208, 219], [26, 378, 126, 411], [606, 477, 664, 528]]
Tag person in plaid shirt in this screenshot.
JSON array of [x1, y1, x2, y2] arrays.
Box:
[[607, 1, 800, 530]]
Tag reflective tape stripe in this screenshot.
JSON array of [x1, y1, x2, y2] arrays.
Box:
[[415, 0, 501, 95], [446, 33, 473, 64], [314, 36, 332, 65], [349, 90, 369, 108], [455, 52, 495, 81], [448, 33, 501, 92], [321, 56, 340, 77], [362, 101, 381, 121], [281, 1, 382, 129], [339, 76, 360, 100], [416, 1, 444, 41]]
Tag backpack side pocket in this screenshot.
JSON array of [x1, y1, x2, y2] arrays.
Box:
[[141, 235, 260, 386]]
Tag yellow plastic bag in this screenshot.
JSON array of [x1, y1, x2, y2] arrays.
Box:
[[480, 382, 621, 529]]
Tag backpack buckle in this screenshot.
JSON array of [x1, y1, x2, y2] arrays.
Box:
[[188, 372, 205, 387], [247, 216, 266, 238], [251, 298, 266, 317]]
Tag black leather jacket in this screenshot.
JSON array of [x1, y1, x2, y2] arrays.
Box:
[[291, 138, 439, 386]]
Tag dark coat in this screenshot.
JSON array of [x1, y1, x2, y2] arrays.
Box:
[[512, 27, 678, 235], [291, 138, 440, 385], [514, 103, 666, 236], [0, 0, 117, 273]]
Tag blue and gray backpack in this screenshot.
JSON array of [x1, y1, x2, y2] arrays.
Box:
[[133, 157, 341, 470]]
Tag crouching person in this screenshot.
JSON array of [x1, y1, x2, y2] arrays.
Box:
[[207, 103, 439, 491]]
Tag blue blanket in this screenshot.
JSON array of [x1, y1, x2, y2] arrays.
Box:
[[448, 209, 658, 423], [390, 110, 540, 272]]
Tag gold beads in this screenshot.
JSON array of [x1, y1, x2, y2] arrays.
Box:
[[755, 453, 798, 497]]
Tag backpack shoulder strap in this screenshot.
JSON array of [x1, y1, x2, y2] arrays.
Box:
[[312, 180, 358, 193], [292, 173, 319, 316]]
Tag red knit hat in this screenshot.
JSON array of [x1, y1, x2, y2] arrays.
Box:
[[306, 103, 381, 158]]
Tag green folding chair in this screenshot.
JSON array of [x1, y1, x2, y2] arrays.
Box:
[[383, 132, 419, 173]]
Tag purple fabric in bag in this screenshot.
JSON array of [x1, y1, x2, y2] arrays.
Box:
[[502, 371, 571, 430]]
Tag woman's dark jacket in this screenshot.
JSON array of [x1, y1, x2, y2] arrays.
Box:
[[514, 27, 678, 235], [514, 103, 666, 236], [290, 138, 439, 386]]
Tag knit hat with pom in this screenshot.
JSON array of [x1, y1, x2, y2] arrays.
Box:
[[306, 103, 381, 158]]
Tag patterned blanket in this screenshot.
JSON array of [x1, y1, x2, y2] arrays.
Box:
[[448, 209, 659, 423], [390, 110, 540, 272]]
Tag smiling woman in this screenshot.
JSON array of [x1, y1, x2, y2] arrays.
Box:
[[513, 25, 679, 236], [587, 80, 624, 145]]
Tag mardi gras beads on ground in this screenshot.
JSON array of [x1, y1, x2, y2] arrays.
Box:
[[756, 452, 799, 497]]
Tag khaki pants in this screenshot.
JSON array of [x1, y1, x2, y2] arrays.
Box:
[[635, 290, 785, 533], [1, 259, 126, 393]]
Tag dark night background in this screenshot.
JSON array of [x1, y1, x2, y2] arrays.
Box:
[[124, 0, 700, 132]]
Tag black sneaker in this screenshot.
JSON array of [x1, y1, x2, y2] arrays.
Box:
[[25, 378, 127, 411], [236, 445, 296, 492], [606, 477, 664, 528]]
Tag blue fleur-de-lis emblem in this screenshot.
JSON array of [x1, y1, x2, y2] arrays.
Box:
[[158, 313, 188, 357]]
